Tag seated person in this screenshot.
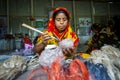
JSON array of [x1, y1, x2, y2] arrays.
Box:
[[86, 23, 108, 53], [33, 7, 79, 57]]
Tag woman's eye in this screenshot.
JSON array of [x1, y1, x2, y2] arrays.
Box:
[[55, 18, 60, 21], [55, 18, 67, 22], [63, 18, 67, 21]]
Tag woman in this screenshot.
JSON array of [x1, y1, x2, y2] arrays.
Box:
[[86, 23, 109, 53], [33, 7, 79, 57]]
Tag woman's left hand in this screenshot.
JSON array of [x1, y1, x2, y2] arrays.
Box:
[[62, 47, 75, 57]]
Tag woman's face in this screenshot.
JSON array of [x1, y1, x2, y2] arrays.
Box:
[[54, 13, 68, 32]]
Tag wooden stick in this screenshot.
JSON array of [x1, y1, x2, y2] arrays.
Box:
[[22, 23, 59, 41], [22, 23, 44, 34]]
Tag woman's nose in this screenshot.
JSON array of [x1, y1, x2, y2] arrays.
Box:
[[60, 20, 64, 24]]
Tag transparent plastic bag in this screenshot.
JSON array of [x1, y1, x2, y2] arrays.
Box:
[[38, 46, 65, 67], [59, 38, 74, 49]]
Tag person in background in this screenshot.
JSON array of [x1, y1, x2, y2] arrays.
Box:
[[86, 23, 108, 53], [23, 34, 32, 44], [100, 20, 115, 36], [21, 34, 32, 49], [100, 20, 118, 45], [33, 7, 79, 57]]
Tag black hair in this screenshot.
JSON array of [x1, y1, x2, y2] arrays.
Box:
[[25, 34, 29, 36], [91, 23, 102, 32], [53, 10, 69, 21]]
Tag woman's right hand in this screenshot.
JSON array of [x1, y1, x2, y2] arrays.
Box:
[[42, 33, 52, 44], [33, 33, 52, 55]]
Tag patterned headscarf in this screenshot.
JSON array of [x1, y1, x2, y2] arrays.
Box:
[[47, 7, 70, 38]]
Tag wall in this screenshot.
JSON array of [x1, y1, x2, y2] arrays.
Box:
[[0, 0, 120, 50], [1, 0, 120, 34]]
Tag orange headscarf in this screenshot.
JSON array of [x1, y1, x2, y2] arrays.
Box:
[[37, 7, 79, 47]]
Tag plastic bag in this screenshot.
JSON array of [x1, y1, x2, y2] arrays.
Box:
[[59, 38, 74, 49], [38, 38, 74, 67], [38, 46, 65, 67]]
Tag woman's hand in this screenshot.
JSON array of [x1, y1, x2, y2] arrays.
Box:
[[42, 33, 52, 44], [33, 33, 52, 55], [62, 47, 75, 57]]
